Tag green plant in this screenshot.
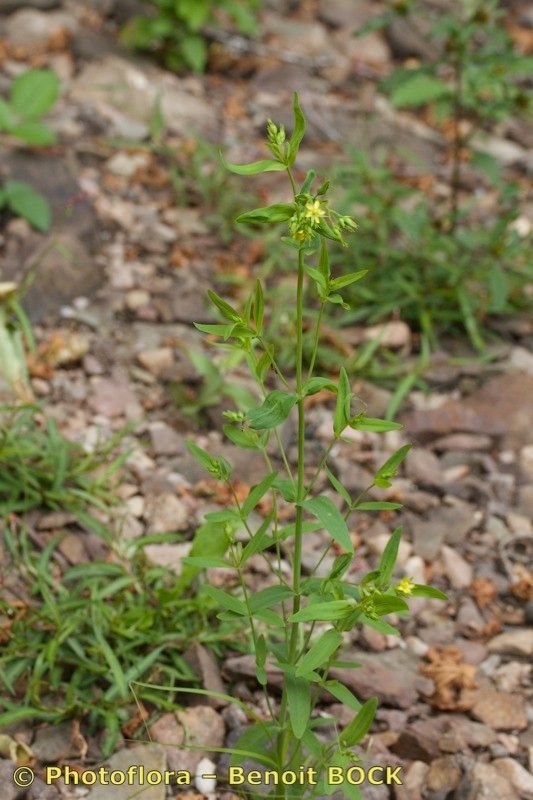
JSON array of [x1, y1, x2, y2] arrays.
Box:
[[121, 0, 259, 72], [333, 149, 532, 352], [365, 0, 531, 227], [168, 95, 446, 798], [0, 525, 236, 756], [0, 68, 60, 231], [0, 405, 126, 525]]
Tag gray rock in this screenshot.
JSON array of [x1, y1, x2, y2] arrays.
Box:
[[149, 421, 183, 457], [458, 762, 518, 800], [32, 721, 76, 762], [71, 56, 213, 138], [175, 705, 225, 773], [145, 492, 189, 533], [441, 545, 473, 589], [406, 447, 443, 489], [384, 16, 436, 60], [87, 745, 166, 799], [392, 718, 446, 761], [2, 8, 77, 47], [25, 778, 59, 799], [492, 758, 533, 800], [331, 650, 432, 709], [0, 759, 25, 800], [488, 629, 533, 658], [408, 503, 478, 560]]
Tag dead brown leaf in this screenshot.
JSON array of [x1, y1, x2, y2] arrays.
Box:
[[470, 577, 497, 609], [420, 645, 478, 711], [121, 704, 150, 738]]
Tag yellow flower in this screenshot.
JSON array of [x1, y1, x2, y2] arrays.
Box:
[[304, 200, 326, 225], [396, 576, 415, 596]]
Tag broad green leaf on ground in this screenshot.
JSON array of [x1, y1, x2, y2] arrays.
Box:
[[391, 73, 450, 107], [11, 69, 60, 119], [3, 181, 50, 232]]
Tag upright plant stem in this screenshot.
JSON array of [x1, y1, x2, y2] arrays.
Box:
[[450, 46, 464, 231], [277, 246, 306, 777]]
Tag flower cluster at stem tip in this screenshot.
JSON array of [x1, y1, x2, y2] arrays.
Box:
[[266, 117, 357, 245]]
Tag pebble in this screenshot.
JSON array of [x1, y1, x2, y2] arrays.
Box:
[[137, 347, 174, 378], [471, 689, 528, 731], [461, 762, 519, 800], [441, 545, 473, 589], [86, 745, 166, 799], [145, 493, 189, 533], [488, 629, 533, 658], [493, 758, 533, 800]]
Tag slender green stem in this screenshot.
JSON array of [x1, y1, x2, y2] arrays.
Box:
[[277, 246, 306, 776]]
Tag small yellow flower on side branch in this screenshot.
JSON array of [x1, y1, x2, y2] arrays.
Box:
[[396, 576, 415, 596]]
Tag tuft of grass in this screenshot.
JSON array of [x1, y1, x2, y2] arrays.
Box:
[[0, 527, 238, 756]]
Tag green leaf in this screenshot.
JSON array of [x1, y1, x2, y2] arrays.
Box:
[[324, 680, 361, 711], [8, 121, 56, 146], [375, 444, 412, 488], [288, 92, 306, 165], [247, 390, 298, 430], [410, 584, 448, 600], [173, 517, 233, 594], [350, 416, 402, 433], [249, 585, 293, 613], [235, 203, 294, 225], [303, 377, 337, 396], [223, 425, 264, 450], [93, 626, 128, 700], [325, 467, 352, 507], [391, 73, 450, 107], [303, 495, 353, 553], [360, 614, 400, 636], [296, 629, 342, 677], [207, 290, 241, 322], [11, 69, 60, 119], [291, 600, 352, 622], [373, 594, 409, 615], [221, 156, 286, 175], [255, 634, 267, 686], [203, 586, 247, 616], [0, 98, 15, 129], [334, 367, 351, 437], [378, 527, 403, 588], [181, 556, 229, 569], [329, 270, 367, 291], [240, 513, 274, 564], [194, 322, 237, 338], [3, 181, 50, 232], [354, 501, 402, 511], [339, 697, 378, 746], [242, 472, 278, 518], [253, 279, 264, 332], [180, 34, 208, 71], [286, 674, 310, 739]]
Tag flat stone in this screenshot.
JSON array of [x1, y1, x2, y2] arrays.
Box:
[[144, 543, 191, 574], [406, 447, 443, 488], [403, 374, 533, 448], [441, 546, 473, 589], [470, 689, 528, 731], [71, 56, 213, 137], [89, 377, 143, 420], [149, 421, 183, 456], [432, 434, 493, 452], [493, 758, 533, 800], [459, 762, 518, 800], [408, 503, 478, 560], [87, 745, 166, 799], [32, 721, 77, 762], [0, 758, 25, 800], [145, 493, 189, 533], [488, 629, 533, 658], [3, 8, 77, 47], [391, 718, 445, 761], [426, 756, 462, 793], [439, 715, 497, 752], [331, 650, 432, 709], [148, 714, 185, 774], [175, 706, 225, 773]]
